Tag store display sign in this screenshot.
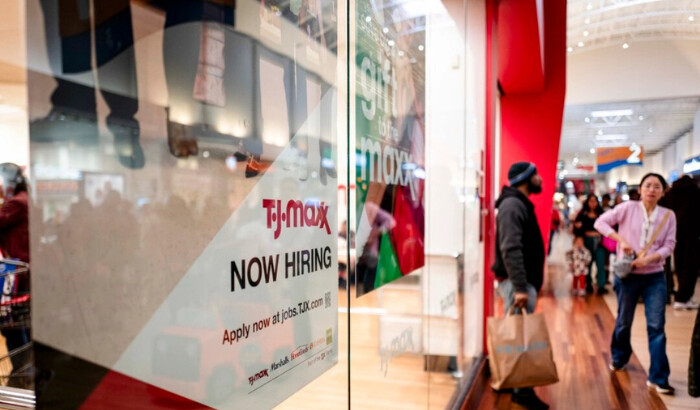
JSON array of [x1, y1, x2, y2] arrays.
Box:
[[28, 0, 339, 407], [683, 155, 700, 175], [596, 144, 644, 173], [354, 0, 426, 297], [111, 132, 339, 408]]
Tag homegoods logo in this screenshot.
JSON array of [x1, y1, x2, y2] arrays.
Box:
[[263, 199, 330, 240]]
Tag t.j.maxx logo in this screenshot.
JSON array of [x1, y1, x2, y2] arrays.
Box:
[[263, 199, 331, 239]]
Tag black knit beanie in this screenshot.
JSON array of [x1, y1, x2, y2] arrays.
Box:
[[508, 162, 537, 186]]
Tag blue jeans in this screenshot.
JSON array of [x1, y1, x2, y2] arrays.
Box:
[[584, 236, 607, 291], [498, 279, 537, 314], [612, 272, 670, 385]]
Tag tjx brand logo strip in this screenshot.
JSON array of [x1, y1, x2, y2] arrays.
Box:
[[263, 199, 330, 239]]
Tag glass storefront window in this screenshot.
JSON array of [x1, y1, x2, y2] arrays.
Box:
[[0, 0, 486, 407]]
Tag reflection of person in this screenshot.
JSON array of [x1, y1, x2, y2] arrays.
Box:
[[664, 175, 700, 310], [0, 164, 30, 264], [357, 202, 395, 295], [595, 173, 677, 395], [0, 163, 31, 386], [566, 235, 591, 297], [34, 0, 143, 168], [491, 162, 548, 409], [574, 194, 607, 295]]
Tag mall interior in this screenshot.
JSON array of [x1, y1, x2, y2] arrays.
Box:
[[1, 0, 700, 409]]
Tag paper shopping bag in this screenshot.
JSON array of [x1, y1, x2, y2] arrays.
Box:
[[487, 311, 559, 390]]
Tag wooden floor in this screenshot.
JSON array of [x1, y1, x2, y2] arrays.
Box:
[[278, 282, 459, 410], [477, 252, 667, 409], [603, 281, 700, 410]]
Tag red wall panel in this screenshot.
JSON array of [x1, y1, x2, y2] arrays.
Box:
[[497, 0, 546, 94], [498, 0, 567, 263]]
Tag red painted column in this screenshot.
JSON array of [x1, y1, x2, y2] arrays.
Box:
[[498, 0, 567, 254]]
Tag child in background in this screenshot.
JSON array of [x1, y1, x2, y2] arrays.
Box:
[[566, 235, 592, 296]]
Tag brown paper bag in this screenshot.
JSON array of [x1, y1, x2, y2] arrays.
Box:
[[487, 310, 559, 390]]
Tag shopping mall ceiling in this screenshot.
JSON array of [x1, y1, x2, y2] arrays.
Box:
[[561, 0, 700, 165], [567, 0, 700, 53], [561, 97, 700, 158]]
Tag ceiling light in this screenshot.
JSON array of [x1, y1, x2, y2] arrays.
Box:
[[584, 18, 590, 25], [595, 134, 628, 142], [583, 31, 589, 37], [578, 41, 585, 47], [591, 109, 633, 117], [418, 45, 424, 51], [586, 3, 593, 11], [398, 50, 404, 57], [638, 115, 644, 120], [648, 127, 653, 133], [584, 117, 590, 123], [622, 43, 629, 49], [590, 148, 596, 154], [567, 46, 574, 53], [597, 129, 604, 135], [365, 16, 371, 23], [690, 15, 695, 22], [388, 40, 395, 47], [203, 151, 210, 158]]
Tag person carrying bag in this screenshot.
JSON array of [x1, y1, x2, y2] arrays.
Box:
[[491, 162, 551, 409], [612, 210, 671, 279], [595, 173, 677, 395]]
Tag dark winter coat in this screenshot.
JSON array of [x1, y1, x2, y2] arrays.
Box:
[[491, 186, 545, 293], [690, 309, 700, 397], [665, 175, 700, 240]]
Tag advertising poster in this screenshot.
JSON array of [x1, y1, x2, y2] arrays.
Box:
[[354, 0, 426, 297], [27, 0, 339, 408], [112, 123, 339, 408], [596, 144, 644, 173]]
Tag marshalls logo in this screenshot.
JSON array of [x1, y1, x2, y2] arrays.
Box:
[[263, 199, 331, 239]]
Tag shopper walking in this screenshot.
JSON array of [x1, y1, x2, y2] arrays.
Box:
[[0, 163, 31, 387], [548, 206, 561, 256], [492, 161, 548, 409], [664, 175, 700, 310], [574, 194, 607, 294], [566, 235, 592, 297], [602, 193, 612, 211], [595, 173, 677, 395], [0, 163, 29, 264]]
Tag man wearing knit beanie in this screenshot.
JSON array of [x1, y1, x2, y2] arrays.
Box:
[[491, 161, 548, 409]]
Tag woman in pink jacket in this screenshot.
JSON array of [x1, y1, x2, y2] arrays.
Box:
[[595, 173, 677, 395]]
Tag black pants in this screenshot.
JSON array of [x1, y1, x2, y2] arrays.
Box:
[[675, 237, 700, 303], [39, 0, 139, 125]]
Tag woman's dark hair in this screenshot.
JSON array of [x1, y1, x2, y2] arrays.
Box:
[[581, 193, 603, 215], [640, 173, 668, 191]]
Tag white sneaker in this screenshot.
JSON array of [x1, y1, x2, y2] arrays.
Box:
[[646, 380, 675, 395], [577, 289, 586, 297], [673, 301, 700, 310], [685, 300, 700, 309]]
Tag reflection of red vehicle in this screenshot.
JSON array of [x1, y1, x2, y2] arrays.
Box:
[[151, 305, 294, 404]]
